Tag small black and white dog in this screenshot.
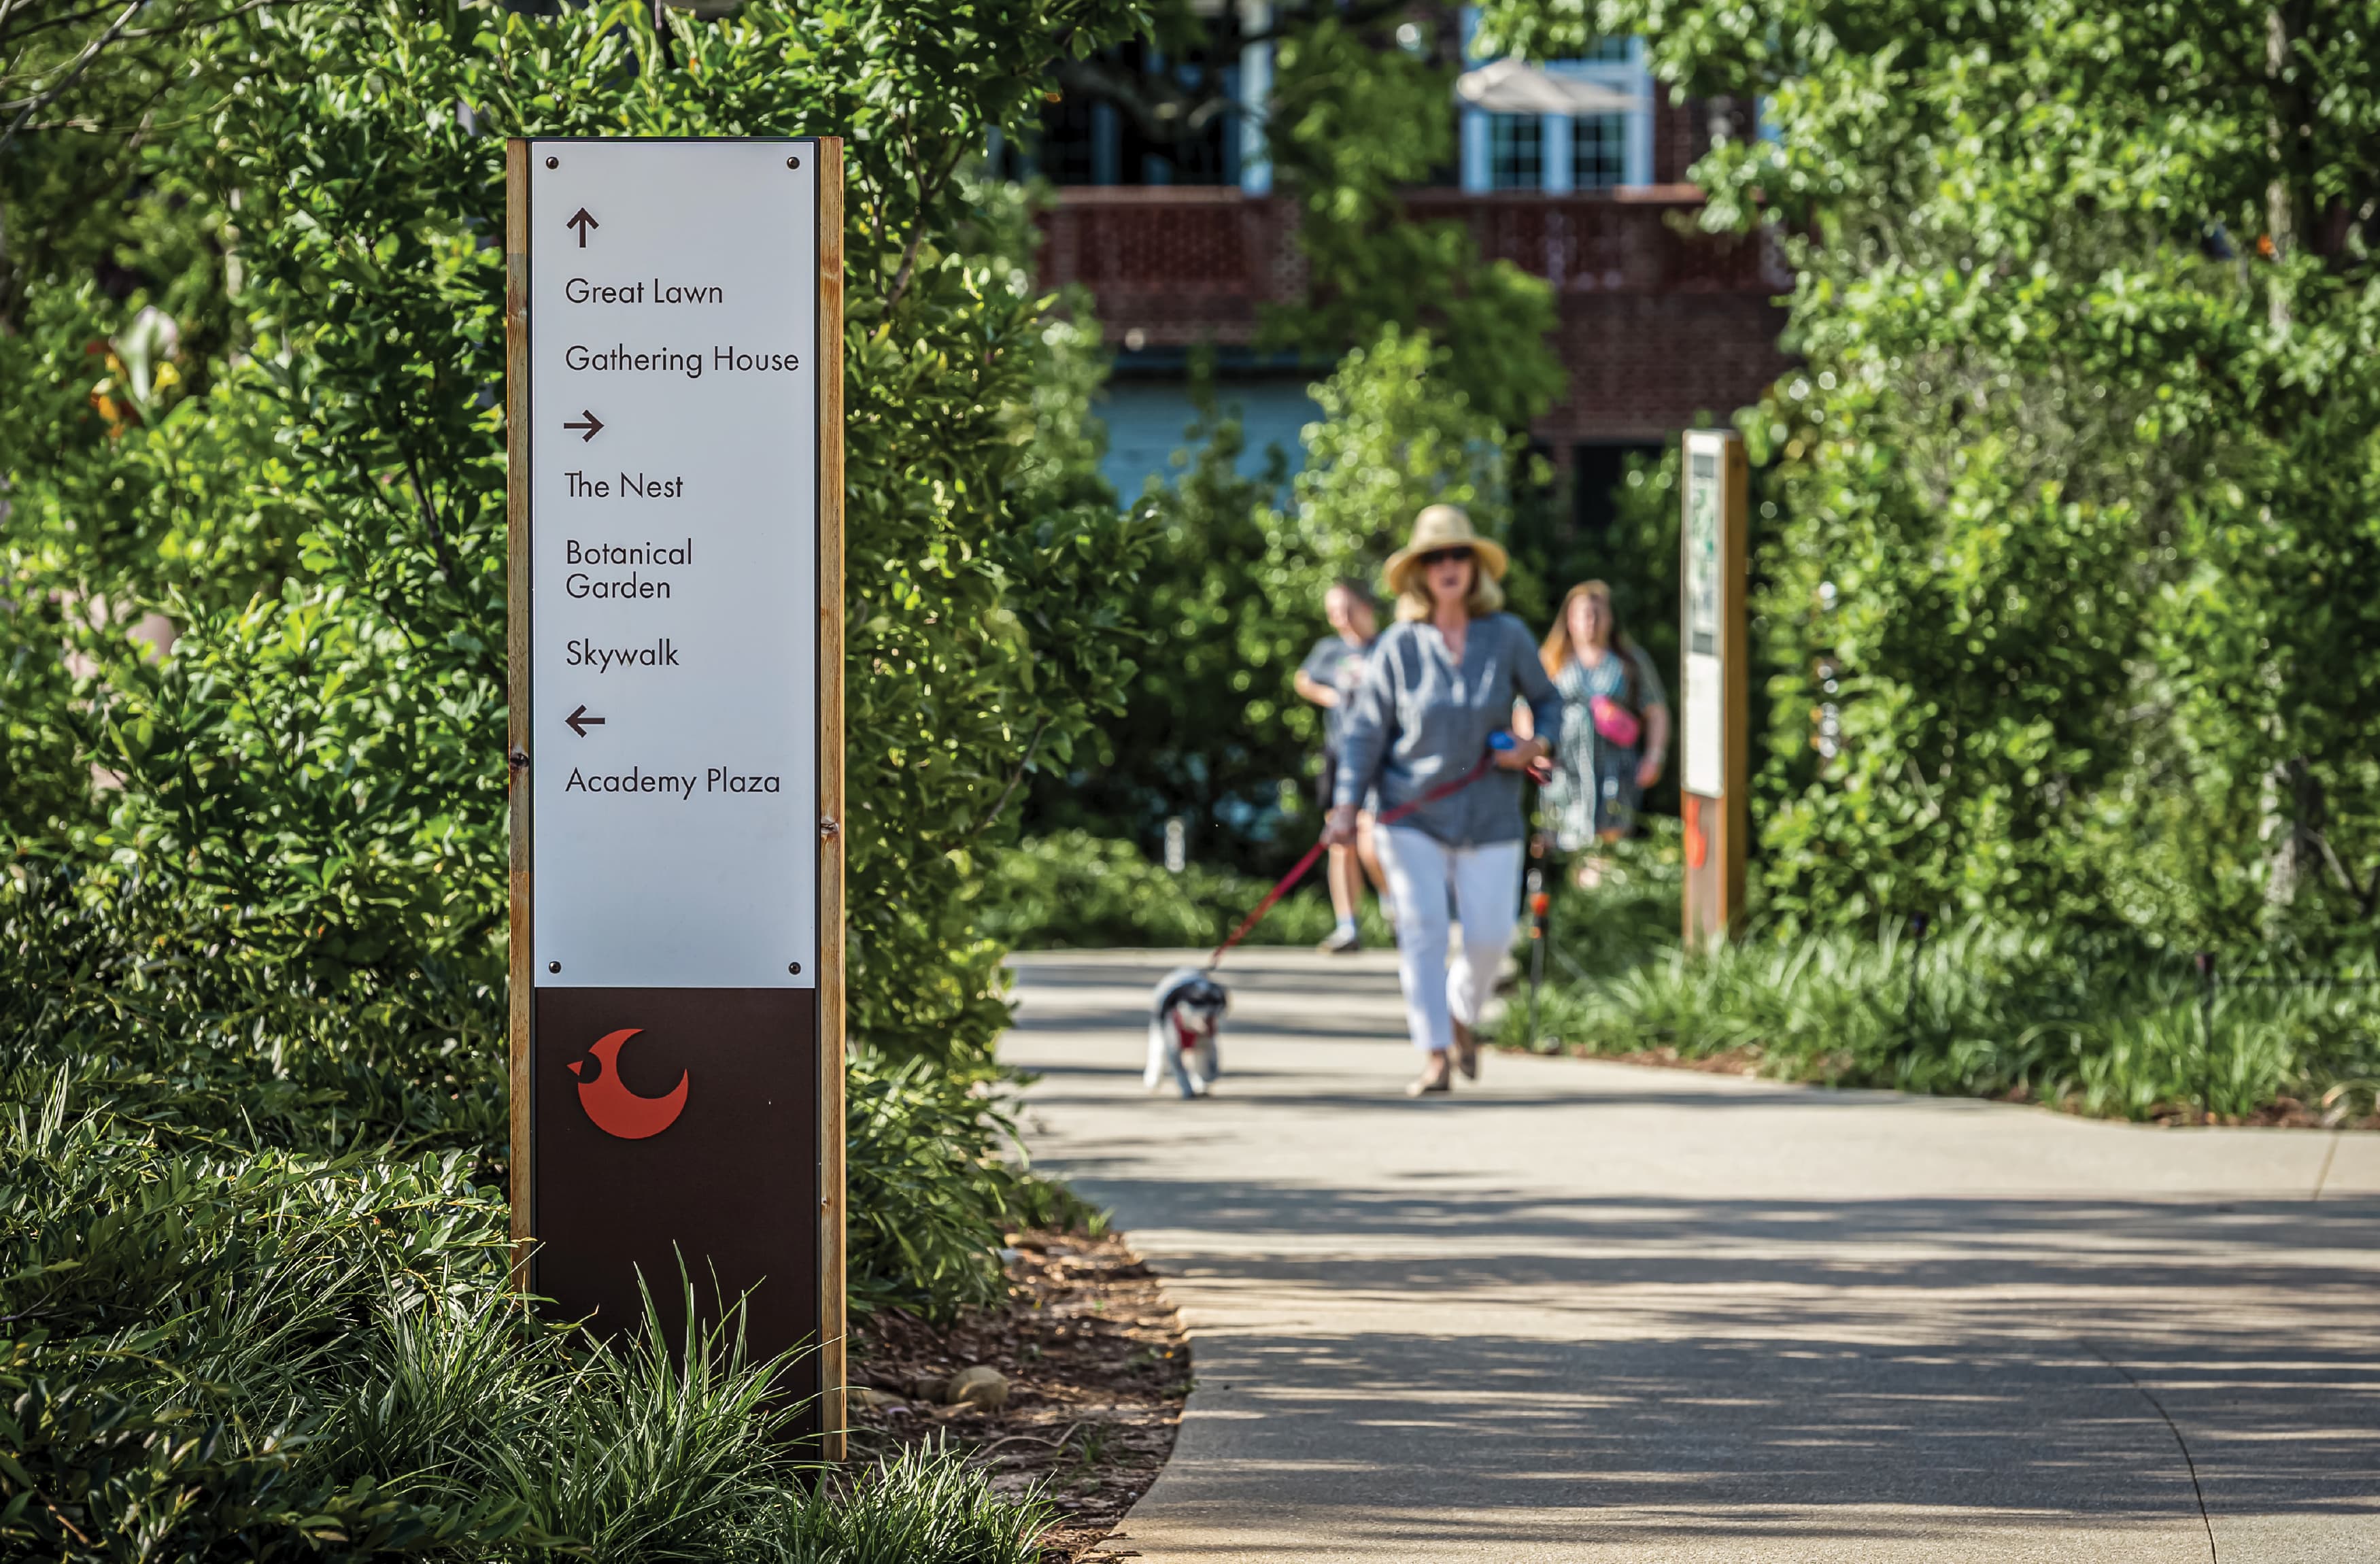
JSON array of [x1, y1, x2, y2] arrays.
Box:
[[1144, 968, 1229, 1098]]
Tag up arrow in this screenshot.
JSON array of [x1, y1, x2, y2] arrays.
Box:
[[565, 207, 599, 248]]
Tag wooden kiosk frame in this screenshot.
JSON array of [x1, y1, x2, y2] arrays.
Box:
[[503, 138, 847, 1455]]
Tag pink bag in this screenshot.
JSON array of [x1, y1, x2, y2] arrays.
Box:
[[1588, 694, 1642, 749]]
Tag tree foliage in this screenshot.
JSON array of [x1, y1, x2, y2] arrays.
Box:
[[1, 9, 1146, 1541], [1263, 324, 1542, 626], [1482, 0, 2380, 952], [1024, 325, 1530, 868], [1, 0, 1153, 1062], [1019, 383, 1294, 857], [1006, 0, 1565, 427], [1262, 11, 1566, 430]]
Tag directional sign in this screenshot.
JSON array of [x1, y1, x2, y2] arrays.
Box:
[[1678, 428, 1746, 950], [506, 137, 847, 1454]]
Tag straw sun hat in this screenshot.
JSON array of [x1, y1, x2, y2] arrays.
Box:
[[1382, 504, 1509, 596]]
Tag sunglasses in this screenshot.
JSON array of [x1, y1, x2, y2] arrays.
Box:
[[1418, 547, 1473, 568]]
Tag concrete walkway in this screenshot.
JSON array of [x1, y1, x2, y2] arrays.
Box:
[[1002, 949, 2380, 1563]]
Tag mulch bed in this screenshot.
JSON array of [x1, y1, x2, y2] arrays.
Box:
[[847, 1227, 1190, 1562], [2128, 1095, 2376, 1130]]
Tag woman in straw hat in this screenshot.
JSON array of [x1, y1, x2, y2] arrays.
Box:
[[1325, 504, 1561, 1095]]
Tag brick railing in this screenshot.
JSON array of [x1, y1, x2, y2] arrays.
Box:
[[1034, 188, 1299, 347], [1402, 188, 1780, 296], [1034, 186, 1781, 348]]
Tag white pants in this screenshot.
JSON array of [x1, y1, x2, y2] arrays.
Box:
[[1376, 827, 1524, 1054]]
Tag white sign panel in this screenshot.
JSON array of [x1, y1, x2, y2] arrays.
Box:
[[1682, 653, 1723, 799], [528, 139, 819, 989], [1680, 433, 1726, 800]]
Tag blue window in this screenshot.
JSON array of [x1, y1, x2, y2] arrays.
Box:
[[1571, 113, 1625, 188], [1489, 115, 1542, 190]]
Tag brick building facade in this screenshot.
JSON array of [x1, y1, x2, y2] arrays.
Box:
[[1023, 22, 1790, 520]]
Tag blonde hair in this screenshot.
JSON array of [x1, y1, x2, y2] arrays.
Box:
[[1395, 560, 1505, 622], [1540, 580, 1632, 675]]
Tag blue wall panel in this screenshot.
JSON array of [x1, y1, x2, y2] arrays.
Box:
[[1096, 377, 1321, 503]]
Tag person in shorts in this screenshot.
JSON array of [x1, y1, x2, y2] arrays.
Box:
[[1294, 578, 1387, 952]]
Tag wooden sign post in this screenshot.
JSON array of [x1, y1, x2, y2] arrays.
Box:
[[1679, 428, 1748, 950], [505, 137, 846, 1452]]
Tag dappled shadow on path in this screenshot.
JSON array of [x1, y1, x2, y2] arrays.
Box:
[[1080, 1176, 2380, 1550], [1008, 953, 2380, 1553], [1008, 1013, 1417, 1044]]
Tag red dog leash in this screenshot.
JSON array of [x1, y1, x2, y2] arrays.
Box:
[[1206, 750, 1511, 972]]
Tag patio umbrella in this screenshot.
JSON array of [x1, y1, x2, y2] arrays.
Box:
[[1455, 58, 1644, 116]]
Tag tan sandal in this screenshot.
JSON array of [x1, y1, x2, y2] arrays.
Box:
[[1405, 1053, 1453, 1096], [1452, 1019, 1480, 1081]]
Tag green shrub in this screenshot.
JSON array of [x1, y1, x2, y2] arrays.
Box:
[[778, 1440, 1053, 1564], [1528, 819, 1688, 983], [1507, 904, 2380, 1122], [974, 830, 1394, 951], [844, 1051, 1089, 1323], [1478, 0, 2380, 955], [1497, 821, 2380, 1121], [1023, 325, 1548, 879], [0, 1072, 1055, 1562], [5, 864, 1066, 1325], [0, 863, 505, 1164], [1, 4, 1123, 1550]]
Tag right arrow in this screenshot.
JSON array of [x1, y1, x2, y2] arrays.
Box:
[[565, 207, 599, 248], [562, 410, 604, 442], [564, 704, 605, 738]]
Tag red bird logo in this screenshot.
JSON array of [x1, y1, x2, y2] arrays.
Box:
[[566, 1027, 688, 1140]]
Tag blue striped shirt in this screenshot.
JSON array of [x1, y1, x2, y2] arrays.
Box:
[[1332, 613, 1563, 847]]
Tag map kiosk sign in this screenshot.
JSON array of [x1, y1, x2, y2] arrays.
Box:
[[504, 137, 847, 1450]]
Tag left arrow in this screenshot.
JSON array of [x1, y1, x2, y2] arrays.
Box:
[[566, 207, 599, 248], [563, 411, 605, 442], [565, 704, 605, 737]]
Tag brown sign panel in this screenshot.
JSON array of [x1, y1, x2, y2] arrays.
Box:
[[532, 987, 822, 1437]]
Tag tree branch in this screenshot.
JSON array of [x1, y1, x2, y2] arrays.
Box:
[[0, 0, 134, 48], [2311, 829, 2379, 917], [0, 0, 140, 159], [882, 137, 970, 314], [1239, 0, 1412, 46], [951, 715, 1052, 853], [400, 451, 464, 590], [118, 0, 279, 43]]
